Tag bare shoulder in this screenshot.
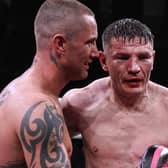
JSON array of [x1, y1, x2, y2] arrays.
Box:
[[62, 76, 110, 109], [0, 83, 70, 167], [149, 81, 168, 93], [0, 81, 63, 132], [149, 81, 168, 101]]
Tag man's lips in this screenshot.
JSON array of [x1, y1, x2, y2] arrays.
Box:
[[125, 79, 143, 82], [124, 76, 144, 81], [83, 63, 90, 70], [123, 78, 144, 87], [84, 60, 92, 69]]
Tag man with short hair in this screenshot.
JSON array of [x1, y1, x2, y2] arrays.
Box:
[[0, 0, 98, 167], [61, 18, 168, 168]]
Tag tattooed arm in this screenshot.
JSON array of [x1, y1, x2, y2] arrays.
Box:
[[19, 101, 70, 168]]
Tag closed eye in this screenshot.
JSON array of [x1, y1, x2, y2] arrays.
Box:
[[116, 54, 130, 60], [138, 54, 151, 60]]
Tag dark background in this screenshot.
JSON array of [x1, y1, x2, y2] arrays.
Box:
[[0, 0, 168, 95], [0, 1, 168, 167]]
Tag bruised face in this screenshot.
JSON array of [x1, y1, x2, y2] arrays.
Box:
[[62, 15, 98, 81], [100, 37, 155, 96]]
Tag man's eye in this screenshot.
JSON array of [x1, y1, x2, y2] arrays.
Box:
[[88, 42, 93, 46], [117, 54, 129, 60], [138, 54, 151, 59], [87, 41, 95, 47]]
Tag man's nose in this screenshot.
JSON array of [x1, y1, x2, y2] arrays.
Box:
[[127, 58, 141, 73], [90, 45, 99, 58]]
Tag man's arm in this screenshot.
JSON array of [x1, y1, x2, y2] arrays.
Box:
[[18, 100, 70, 168], [60, 90, 81, 137]]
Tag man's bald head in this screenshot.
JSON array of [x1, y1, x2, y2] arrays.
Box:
[[34, 0, 95, 50]]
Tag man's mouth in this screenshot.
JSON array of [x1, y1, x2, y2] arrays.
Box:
[[124, 78, 144, 87], [84, 60, 92, 69], [83, 62, 89, 69]]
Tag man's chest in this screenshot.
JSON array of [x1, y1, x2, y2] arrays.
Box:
[[80, 109, 168, 163]]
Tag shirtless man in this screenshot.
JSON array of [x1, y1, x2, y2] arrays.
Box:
[[61, 18, 168, 168], [0, 0, 98, 167]]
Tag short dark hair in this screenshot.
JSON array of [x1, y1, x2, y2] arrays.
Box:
[[102, 18, 154, 49], [34, 0, 95, 49]]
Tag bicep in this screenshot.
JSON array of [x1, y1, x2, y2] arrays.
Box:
[[19, 100, 70, 167]]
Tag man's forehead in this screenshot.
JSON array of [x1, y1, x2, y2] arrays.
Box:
[[109, 37, 153, 50], [110, 37, 152, 46], [105, 38, 155, 56]]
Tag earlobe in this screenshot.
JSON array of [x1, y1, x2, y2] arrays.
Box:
[[99, 51, 108, 72]]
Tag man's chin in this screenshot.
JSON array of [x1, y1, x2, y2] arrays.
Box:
[[72, 72, 88, 81], [121, 83, 144, 94], [123, 88, 145, 96]]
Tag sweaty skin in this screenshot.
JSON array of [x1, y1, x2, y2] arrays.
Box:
[[62, 77, 168, 168], [61, 35, 168, 168], [0, 74, 72, 168], [0, 0, 99, 166]]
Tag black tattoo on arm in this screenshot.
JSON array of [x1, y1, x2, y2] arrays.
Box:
[[0, 161, 27, 168], [20, 101, 70, 168]]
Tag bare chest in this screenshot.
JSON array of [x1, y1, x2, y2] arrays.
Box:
[[80, 107, 168, 167]]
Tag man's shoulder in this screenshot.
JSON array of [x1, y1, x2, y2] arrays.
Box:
[[149, 81, 168, 93], [62, 76, 110, 108], [149, 81, 168, 102], [81, 76, 110, 95], [0, 84, 54, 115]]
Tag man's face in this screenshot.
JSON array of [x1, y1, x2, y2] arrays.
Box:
[[63, 15, 98, 80], [101, 37, 155, 96]]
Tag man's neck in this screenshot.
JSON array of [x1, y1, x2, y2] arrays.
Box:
[[25, 62, 68, 97]]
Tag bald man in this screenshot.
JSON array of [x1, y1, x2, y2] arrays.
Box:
[[0, 0, 98, 167]]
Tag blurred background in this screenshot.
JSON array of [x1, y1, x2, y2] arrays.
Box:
[[0, 0, 168, 95], [0, 0, 168, 167]]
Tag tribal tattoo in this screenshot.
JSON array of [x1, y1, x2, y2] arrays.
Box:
[[20, 101, 70, 168]]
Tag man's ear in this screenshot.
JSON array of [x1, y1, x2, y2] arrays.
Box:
[[51, 34, 66, 58], [151, 50, 156, 71], [99, 51, 109, 72]]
